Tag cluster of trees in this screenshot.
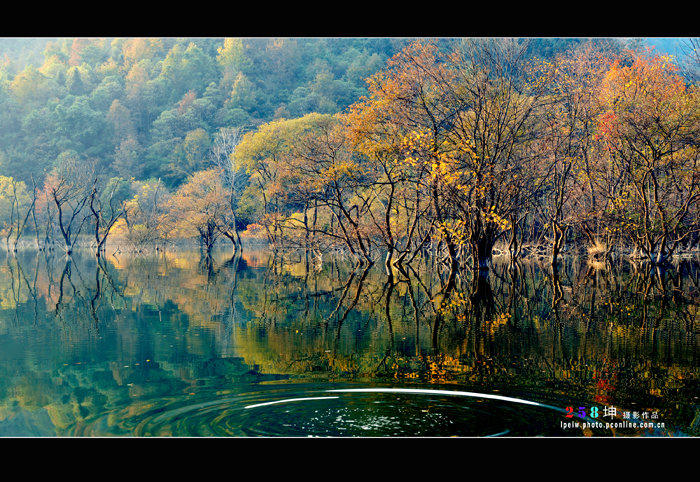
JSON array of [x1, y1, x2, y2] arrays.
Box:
[[0, 37, 409, 255], [2, 37, 700, 275], [228, 39, 700, 276]]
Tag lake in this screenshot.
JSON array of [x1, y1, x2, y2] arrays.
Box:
[[0, 247, 697, 437]]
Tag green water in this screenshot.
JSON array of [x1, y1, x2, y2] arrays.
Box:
[[0, 247, 697, 437]]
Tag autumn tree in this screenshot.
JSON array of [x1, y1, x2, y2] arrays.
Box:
[[88, 176, 130, 257], [122, 178, 170, 250], [345, 39, 548, 277], [45, 152, 97, 255], [344, 72, 433, 270], [343, 40, 463, 278], [596, 49, 700, 264], [235, 115, 326, 249], [445, 39, 553, 272], [531, 44, 613, 266], [289, 113, 376, 263], [163, 168, 230, 257], [8, 65, 57, 107], [209, 126, 245, 252], [217, 38, 253, 93]]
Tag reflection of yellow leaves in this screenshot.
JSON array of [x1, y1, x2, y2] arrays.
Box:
[[490, 312, 511, 326], [485, 312, 511, 335], [163, 252, 199, 270], [391, 353, 469, 383], [433, 290, 467, 315]]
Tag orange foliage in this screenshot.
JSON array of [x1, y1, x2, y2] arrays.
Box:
[[163, 168, 229, 240]]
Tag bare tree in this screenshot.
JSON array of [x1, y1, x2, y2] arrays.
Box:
[[46, 154, 96, 255], [210, 126, 245, 253], [88, 177, 130, 257], [679, 38, 700, 84], [2, 177, 37, 253]]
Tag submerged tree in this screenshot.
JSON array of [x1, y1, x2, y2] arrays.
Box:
[[209, 126, 245, 253], [291, 113, 376, 264], [122, 178, 170, 251], [344, 57, 433, 270], [344, 40, 463, 278], [163, 168, 230, 257], [0, 175, 36, 253], [532, 44, 612, 266], [44, 153, 96, 255], [88, 176, 130, 257], [445, 38, 550, 272], [235, 114, 338, 250]]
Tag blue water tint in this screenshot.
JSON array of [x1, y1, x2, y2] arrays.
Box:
[[0, 248, 696, 437]]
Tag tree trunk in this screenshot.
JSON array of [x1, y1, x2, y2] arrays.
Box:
[[471, 233, 494, 272], [550, 223, 568, 267]]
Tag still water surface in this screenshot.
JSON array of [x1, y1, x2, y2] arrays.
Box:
[[0, 247, 697, 437]]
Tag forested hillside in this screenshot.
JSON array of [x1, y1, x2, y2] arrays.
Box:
[[0, 37, 415, 186]]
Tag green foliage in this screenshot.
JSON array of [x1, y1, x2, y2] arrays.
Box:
[[0, 37, 407, 188]]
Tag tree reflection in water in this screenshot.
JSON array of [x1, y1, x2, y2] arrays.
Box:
[[0, 248, 697, 436]]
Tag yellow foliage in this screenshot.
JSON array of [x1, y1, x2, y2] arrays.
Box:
[[109, 217, 129, 236]]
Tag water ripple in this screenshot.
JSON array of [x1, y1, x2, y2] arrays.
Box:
[[71, 384, 612, 437]]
